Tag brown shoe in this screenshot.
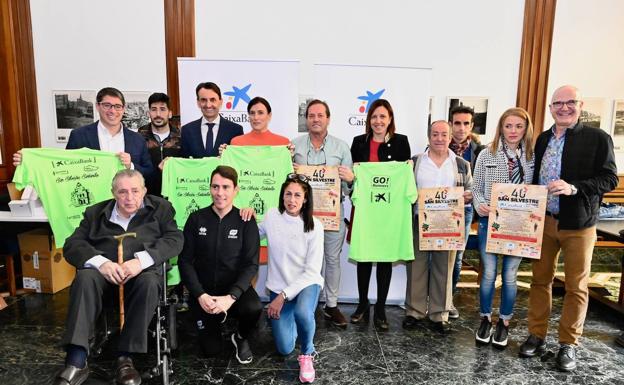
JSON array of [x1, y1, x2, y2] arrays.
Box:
[[323, 306, 348, 328]]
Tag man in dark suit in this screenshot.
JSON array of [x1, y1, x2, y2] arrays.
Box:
[[54, 169, 183, 385], [180, 82, 243, 158], [66, 87, 153, 178], [13, 87, 153, 180]]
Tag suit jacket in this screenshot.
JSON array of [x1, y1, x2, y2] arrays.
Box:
[[533, 121, 617, 229], [180, 115, 244, 158], [350, 133, 411, 163], [66, 122, 154, 178], [63, 195, 184, 273]]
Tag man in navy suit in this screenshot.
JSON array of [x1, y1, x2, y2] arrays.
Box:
[[180, 82, 243, 158], [13, 87, 153, 179]]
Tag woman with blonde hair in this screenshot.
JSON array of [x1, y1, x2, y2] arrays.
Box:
[[472, 107, 535, 347]]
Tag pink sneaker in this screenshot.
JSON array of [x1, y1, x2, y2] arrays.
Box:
[[298, 354, 315, 383]]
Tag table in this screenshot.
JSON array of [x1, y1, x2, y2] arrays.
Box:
[[595, 220, 624, 310], [597, 220, 624, 347]]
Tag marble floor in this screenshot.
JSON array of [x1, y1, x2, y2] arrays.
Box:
[[0, 287, 623, 385]]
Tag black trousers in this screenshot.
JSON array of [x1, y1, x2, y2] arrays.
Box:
[[61, 269, 161, 353], [190, 287, 262, 350]]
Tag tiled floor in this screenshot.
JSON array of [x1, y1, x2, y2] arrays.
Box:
[[0, 287, 623, 385]]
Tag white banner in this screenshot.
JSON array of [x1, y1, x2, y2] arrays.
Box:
[[177, 59, 299, 138], [313, 63, 432, 155]]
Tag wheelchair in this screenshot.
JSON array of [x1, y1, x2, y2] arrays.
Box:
[[90, 263, 177, 385]]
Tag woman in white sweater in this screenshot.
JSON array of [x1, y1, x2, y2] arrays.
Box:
[[260, 173, 324, 383]]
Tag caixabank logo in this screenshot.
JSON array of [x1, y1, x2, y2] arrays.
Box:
[[221, 83, 252, 124], [348, 89, 385, 127]]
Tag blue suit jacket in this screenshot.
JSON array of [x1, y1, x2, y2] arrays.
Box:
[[66, 122, 154, 177], [180, 115, 244, 158]]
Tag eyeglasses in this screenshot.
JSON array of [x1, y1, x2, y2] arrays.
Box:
[[287, 173, 310, 182], [98, 102, 124, 111], [306, 147, 326, 166], [551, 100, 579, 109]]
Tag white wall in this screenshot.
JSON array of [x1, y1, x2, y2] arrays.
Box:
[[30, 0, 168, 148], [546, 0, 624, 170], [194, 0, 525, 152]]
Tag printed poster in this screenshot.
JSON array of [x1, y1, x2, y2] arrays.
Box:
[[418, 186, 465, 250], [486, 183, 548, 259], [296, 165, 341, 231]]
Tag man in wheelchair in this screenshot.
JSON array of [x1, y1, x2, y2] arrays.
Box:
[[54, 169, 184, 385], [179, 166, 262, 364]]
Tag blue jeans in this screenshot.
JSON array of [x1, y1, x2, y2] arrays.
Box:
[[269, 284, 320, 356], [478, 217, 522, 320], [452, 205, 474, 292]]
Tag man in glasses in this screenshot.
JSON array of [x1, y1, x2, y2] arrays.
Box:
[[291, 99, 354, 328], [13, 87, 153, 179], [519, 85, 617, 371]]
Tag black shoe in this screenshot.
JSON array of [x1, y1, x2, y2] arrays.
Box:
[[350, 301, 370, 323], [231, 333, 253, 364], [53, 364, 89, 385], [115, 356, 141, 385], [519, 334, 546, 358], [448, 303, 460, 320], [556, 344, 577, 371], [475, 316, 492, 344], [402, 316, 423, 330], [431, 321, 451, 334], [491, 319, 509, 348], [617, 332, 624, 347], [373, 306, 389, 331]]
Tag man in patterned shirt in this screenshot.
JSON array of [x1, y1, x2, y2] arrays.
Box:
[[519, 85, 617, 371]]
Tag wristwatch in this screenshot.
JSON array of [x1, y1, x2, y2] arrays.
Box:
[[280, 292, 288, 301], [570, 184, 578, 195]]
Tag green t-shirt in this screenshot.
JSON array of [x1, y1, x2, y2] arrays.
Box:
[[349, 161, 418, 262], [161, 157, 221, 230], [221, 145, 294, 246], [161, 156, 221, 285], [13, 147, 125, 247]]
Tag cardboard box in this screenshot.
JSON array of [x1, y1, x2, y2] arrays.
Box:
[[18, 229, 75, 293]]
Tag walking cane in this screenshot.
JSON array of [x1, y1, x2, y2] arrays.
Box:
[[114, 232, 136, 329]]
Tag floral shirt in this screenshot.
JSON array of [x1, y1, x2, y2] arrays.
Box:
[[539, 128, 566, 214]]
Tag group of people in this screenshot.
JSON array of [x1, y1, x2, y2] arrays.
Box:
[[13, 82, 616, 385]]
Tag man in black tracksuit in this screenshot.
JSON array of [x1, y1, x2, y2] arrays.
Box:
[[179, 165, 261, 364]]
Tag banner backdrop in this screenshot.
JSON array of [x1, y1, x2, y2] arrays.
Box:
[[313, 63, 432, 155], [177, 59, 299, 138]]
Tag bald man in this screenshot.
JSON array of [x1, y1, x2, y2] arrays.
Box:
[[519, 85, 617, 371]]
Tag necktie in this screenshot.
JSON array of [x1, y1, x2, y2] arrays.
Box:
[[205, 123, 215, 155]]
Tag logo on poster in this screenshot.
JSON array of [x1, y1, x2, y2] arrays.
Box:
[[222, 83, 252, 124], [348, 89, 385, 126]]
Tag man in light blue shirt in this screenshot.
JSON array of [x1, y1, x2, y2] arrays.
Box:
[[292, 100, 354, 328]]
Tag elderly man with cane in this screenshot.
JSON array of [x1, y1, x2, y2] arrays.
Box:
[[54, 169, 183, 385]]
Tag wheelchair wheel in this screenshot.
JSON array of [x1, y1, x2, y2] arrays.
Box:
[[168, 303, 178, 350], [162, 353, 170, 385]]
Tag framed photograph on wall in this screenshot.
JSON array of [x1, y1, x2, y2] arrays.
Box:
[[447, 96, 489, 135], [580, 98, 608, 132], [53, 90, 96, 143], [122, 92, 151, 132], [298, 95, 314, 133], [611, 100, 624, 152]]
